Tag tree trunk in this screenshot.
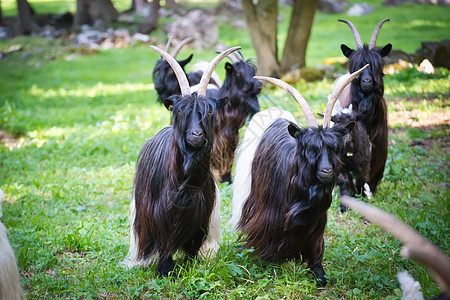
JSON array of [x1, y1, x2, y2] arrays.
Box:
[[17, 0, 33, 35], [242, 0, 280, 77], [130, 0, 148, 12], [280, 0, 318, 71], [138, 0, 160, 34], [74, 0, 118, 27]]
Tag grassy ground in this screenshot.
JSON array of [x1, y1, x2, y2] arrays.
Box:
[[1, 0, 449, 299]]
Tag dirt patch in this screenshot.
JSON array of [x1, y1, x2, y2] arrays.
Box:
[[0, 130, 21, 150]]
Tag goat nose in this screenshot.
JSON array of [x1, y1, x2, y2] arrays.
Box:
[[362, 77, 372, 83], [321, 168, 332, 175], [191, 129, 203, 137]]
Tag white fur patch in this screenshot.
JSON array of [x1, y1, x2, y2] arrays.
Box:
[[0, 189, 22, 300], [397, 271, 424, 300], [230, 107, 297, 230]]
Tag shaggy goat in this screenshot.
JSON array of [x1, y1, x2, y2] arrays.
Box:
[[211, 50, 262, 183], [0, 189, 22, 300], [338, 19, 392, 196], [124, 46, 240, 276], [330, 106, 372, 212], [340, 196, 450, 299], [231, 65, 368, 286]]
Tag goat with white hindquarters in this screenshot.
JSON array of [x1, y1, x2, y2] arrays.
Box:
[[231, 65, 368, 286]]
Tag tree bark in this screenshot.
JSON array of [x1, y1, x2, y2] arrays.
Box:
[[74, 0, 118, 27], [130, 0, 148, 12], [165, 0, 176, 9], [280, 0, 318, 71], [138, 0, 160, 34], [17, 0, 33, 35], [242, 0, 280, 77]]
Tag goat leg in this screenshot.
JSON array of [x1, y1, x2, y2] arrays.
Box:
[[309, 261, 327, 287], [156, 256, 175, 277]]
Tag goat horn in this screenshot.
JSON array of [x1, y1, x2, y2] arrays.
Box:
[[340, 195, 450, 295], [338, 19, 363, 49], [150, 46, 191, 96], [254, 76, 318, 128], [215, 50, 239, 63], [197, 46, 242, 97], [369, 18, 390, 49], [164, 35, 173, 52], [323, 64, 369, 128], [170, 37, 194, 58]]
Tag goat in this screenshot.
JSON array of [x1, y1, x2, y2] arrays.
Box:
[[124, 46, 240, 276], [231, 65, 368, 286], [210, 50, 262, 183], [338, 19, 392, 197], [340, 195, 450, 299], [330, 105, 372, 212], [0, 189, 22, 300]]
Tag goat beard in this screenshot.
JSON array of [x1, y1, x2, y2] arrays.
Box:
[[179, 141, 212, 177]]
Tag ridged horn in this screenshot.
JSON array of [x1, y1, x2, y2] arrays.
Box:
[[323, 64, 369, 128], [341, 195, 450, 295], [197, 46, 241, 97], [170, 37, 194, 58], [150, 46, 191, 96], [254, 76, 318, 128], [338, 19, 363, 49], [369, 18, 390, 49]]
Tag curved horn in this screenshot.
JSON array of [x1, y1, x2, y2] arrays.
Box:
[[150, 46, 191, 96], [254, 76, 318, 128], [323, 64, 369, 128], [338, 19, 363, 49], [197, 46, 241, 97], [216, 50, 239, 63], [369, 18, 390, 49], [170, 37, 194, 58], [164, 35, 173, 52], [341, 195, 450, 295]]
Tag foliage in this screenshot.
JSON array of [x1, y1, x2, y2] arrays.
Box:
[[0, 0, 449, 299]]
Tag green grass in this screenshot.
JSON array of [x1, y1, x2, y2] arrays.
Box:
[[1, 1, 449, 299]]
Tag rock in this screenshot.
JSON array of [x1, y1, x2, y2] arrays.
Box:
[[415, 40, 450, 69], [164, 9, 219, 49], [347, 3, 374, 16], [317, 0, 345, 13]]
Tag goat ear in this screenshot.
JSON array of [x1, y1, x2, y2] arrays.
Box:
[[341, 44, 354, 58], [225, 62, 233, 72], [216, 97, 229, 110], [163, 98, 174, 111], [288, 123, 301, 139], [179, 54, 194, 67], [379, 43, 392, 57], [344, 121, 356, 133]]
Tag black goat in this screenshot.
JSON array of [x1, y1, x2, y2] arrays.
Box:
[[125, 46, 240, 276], [211, 51, 262, 183], [331, 107, 372, 212], [338, 19, 392, 196], [153, 37, 201, 102], [231, 65, 368, 286]]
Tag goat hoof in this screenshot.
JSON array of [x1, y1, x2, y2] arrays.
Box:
[[156, 259, 175, 277], [316, 276, 327, 287], [340, 204, 349, 213]]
